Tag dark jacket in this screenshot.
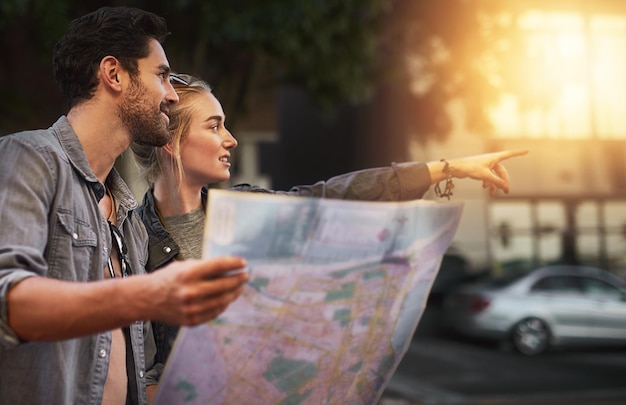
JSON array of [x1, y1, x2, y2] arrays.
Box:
[[136, 162, 431, 364]]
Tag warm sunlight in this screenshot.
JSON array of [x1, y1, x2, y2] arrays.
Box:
[[490, 10, 626, 139]]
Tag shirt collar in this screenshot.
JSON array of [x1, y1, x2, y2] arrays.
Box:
[[51, 116, 137, 214]]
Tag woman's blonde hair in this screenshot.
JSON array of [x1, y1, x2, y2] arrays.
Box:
[[131, 73, 213, 186]]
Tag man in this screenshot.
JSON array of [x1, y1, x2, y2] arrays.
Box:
[[0, 7, 248, 405]]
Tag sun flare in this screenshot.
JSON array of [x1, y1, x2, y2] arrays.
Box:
[[490, 10, 626, 139]]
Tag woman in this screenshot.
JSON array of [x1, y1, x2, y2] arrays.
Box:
[[131, 73, 527, 364]]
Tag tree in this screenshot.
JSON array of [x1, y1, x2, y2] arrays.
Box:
[[0, 0, 392, 134], [0, 0, 73, 134], [138, 0, 392, 129], [0, 0, 518, 150], [359, 0, 517, 165]]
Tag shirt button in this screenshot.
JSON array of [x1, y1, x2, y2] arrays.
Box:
[[104, 247, 109, 254], [72, 232, 79, 239], [99, 349, 107, 358], [163, 246, 172, 254], [139, 371, 145, 378]]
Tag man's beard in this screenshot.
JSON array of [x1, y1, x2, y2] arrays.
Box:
[[118, 76, 171, 147]]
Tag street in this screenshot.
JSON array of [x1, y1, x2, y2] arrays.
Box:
[[378, 304, 626, 404]]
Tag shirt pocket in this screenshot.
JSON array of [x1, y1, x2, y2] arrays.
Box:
[[47, 209, 98, 281]]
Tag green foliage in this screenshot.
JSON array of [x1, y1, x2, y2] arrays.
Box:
[[0, 0, 515, 144], [0, 0, 76, 134], [141, 0, 392, 121]]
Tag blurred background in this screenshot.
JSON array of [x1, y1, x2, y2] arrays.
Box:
[[3, 0, 626, 402], [3, 0, 625, 279]]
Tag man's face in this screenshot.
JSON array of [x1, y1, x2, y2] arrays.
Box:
[[118, 39, 178, 147]]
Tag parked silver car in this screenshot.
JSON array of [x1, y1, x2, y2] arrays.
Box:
[[442, 265, 626, 355]]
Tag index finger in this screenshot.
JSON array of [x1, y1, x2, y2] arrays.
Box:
[[498, 149, 529, 160]]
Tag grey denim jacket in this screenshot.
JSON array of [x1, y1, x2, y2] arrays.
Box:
[[0, 116, 159, 405]]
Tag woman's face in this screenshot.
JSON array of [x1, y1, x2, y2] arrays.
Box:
[[178, 91, 237, 187]]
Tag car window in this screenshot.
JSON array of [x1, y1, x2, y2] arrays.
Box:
[[530, 275, 583, 294], [581, 277, 623, 300], [481, 273, 527, 288]]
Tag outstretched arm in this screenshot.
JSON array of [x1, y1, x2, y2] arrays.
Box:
[[232, 149, 528, 201], [426, 149, 529, 197]]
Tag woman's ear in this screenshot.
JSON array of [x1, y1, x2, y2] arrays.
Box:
[[161, 143, 175, 157]]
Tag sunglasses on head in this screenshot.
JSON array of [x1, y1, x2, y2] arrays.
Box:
[[169, 74, 189, 86]]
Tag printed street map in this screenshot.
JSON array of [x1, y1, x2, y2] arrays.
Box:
[[155, 190, 462, 405]]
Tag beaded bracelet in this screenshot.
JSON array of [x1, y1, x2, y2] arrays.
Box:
[[434, 159, 454, 200]]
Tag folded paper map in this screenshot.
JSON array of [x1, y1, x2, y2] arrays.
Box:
[[155, 190, 463, 405]]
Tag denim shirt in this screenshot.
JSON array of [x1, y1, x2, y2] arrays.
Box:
[[0, 116, 159, 405], [137, 161, 432, 364]]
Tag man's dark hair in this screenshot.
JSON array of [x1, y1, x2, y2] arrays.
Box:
[[52, 7, 169, 108]]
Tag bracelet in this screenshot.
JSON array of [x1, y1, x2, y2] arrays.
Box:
[[434, 159, 454, 200]]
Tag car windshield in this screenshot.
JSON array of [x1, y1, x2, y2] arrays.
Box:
[[479, 272, 528, 288]]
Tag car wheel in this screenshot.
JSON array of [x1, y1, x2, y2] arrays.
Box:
[[511, 317, 550, 356]]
